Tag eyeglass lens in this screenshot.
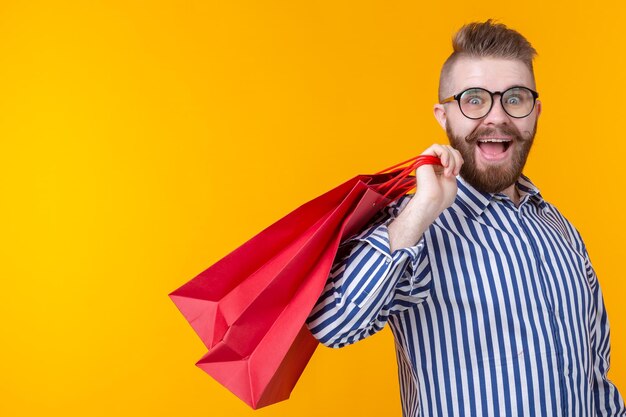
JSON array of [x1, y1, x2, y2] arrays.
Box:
[[459, 87, 535, 119]]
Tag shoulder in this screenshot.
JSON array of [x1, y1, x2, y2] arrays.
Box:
[[539, 199, 587, 252]]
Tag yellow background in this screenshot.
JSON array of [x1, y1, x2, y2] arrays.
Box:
[[2, 1, 625, 416]]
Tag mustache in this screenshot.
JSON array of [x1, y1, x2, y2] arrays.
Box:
[[464, 124, 524, 143]]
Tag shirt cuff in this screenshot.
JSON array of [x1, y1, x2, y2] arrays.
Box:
[[345, 221, 427, 307], [354, 219, 425, 262]]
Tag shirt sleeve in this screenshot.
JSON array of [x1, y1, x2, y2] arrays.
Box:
[[306, 195, 433, 348], [585, 252, 626, 416]]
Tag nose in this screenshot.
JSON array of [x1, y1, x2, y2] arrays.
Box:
[[482, 95, 509, 125]]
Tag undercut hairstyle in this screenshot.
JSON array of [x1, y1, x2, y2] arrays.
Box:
[[438, 20, 538, 101]]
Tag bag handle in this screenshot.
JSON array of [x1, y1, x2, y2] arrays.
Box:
[[374, 155, 441, 201], [374, 154, 439, 175]]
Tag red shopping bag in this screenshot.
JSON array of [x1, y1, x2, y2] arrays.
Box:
[[169, 155, 440, 409], [169, 165, 421, 350]]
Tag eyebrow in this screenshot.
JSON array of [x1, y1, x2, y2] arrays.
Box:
[[456, 85, 533, 93]]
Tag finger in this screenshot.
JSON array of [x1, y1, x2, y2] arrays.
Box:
[[422, 144, 450, 169], [435, 145, 454, 177], [443, 145, 462, 176], [416, 145, 446, 184], [449, 147, 464, 176], [440, 145, 461, 177], [445, 146, 459, 176]]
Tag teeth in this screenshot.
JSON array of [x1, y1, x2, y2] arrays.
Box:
[[478, 139, 511, 143]]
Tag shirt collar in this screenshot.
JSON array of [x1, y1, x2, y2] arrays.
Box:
[[453, 174, 543, 218]]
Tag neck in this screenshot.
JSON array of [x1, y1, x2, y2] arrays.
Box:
[[501, 182, 521, 206]]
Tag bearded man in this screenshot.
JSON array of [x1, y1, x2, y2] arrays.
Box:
[[307, 20, 626, 417]]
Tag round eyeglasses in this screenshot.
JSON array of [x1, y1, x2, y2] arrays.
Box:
[[440, 86, 539, 119]]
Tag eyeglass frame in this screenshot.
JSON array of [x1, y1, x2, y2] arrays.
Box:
[[439, 86, 539, 120]]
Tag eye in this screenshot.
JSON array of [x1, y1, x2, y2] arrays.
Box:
[[506, 96, 521, 105], [503, 88, 533, 106], [462, 94, 485, 106]]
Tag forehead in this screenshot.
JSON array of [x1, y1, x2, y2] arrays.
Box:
[[448, 57, 535, 92]]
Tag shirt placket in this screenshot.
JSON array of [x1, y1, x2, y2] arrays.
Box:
[[514, 201, 568, 417]]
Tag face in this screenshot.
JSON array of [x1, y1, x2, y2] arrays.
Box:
[[434, 57, 541, 194]]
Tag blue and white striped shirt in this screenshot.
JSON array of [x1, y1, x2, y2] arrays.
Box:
[[307, 175, 625, 417]]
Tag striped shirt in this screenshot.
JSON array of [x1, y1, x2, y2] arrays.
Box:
[[307, 175, 625, 417]]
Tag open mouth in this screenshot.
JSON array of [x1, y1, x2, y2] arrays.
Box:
[[476, 138, 512, 159]]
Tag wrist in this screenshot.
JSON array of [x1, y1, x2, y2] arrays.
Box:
[[388, 199, 438, 252], [404, 195, 443, 227]]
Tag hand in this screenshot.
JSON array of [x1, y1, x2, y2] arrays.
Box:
[[412, 144, 464, 224], [387, 144, 463, 252]]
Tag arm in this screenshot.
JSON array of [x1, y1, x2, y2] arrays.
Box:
[[306, 197, 433, 348], [306, 144, 464, 348]]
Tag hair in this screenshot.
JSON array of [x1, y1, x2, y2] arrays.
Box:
[[438, 20, 538, 101]]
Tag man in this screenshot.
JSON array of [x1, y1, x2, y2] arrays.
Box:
[[306, 20, 626, 417]]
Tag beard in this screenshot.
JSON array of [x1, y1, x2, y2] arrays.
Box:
[[446, 120, 537, 194]]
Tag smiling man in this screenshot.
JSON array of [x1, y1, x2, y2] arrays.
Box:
[[307, 20, 626, 417]]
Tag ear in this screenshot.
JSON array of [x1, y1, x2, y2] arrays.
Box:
[[433, 103, 447, 130], [535, 99, 542, 118]]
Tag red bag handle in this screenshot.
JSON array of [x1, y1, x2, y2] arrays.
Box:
[[374, 155, 442, 201], [374, 154, 440, 175]]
